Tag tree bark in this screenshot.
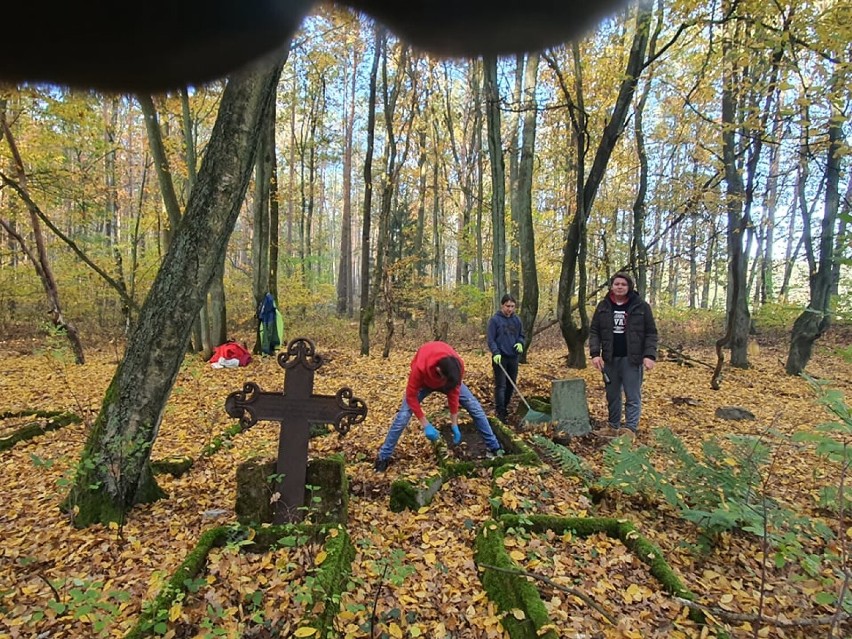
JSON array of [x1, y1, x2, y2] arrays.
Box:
[[786, 99, 843, 374], [484, 56, 507, 305], [337, 52, 357, 316], [358, 26, 382, 355], [65, 60, 284, 527], [516, 53, 540, 361], [0, 102, 85, 364]]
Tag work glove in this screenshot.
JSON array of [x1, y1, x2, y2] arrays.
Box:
[[423, 423, 440, 442], [451, 424, 462, 445], [492, 353, 502, 365], [514, 342, 524, 353]]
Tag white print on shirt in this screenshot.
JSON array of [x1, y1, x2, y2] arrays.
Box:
[[613, 309, 626, 334]]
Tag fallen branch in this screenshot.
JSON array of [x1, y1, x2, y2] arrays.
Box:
[[480, 563, 616, 625], [660, 343, 714, 369], [674, 596, 851, 628]]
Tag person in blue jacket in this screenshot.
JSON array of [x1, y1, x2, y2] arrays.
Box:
[[487, 294, 525, 422]]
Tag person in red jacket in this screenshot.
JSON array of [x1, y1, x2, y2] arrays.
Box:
[[375, 341, 503, 471]]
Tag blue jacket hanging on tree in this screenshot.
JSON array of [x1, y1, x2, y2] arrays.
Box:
[[257, 293, 284, 355]]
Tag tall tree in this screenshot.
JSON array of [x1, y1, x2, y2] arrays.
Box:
[[337, 47, 359, 316], [548, 0, 654, 367], [786, 60, 847, 375], [0, 98, 85, 363], [66, 60, 284, 527], [358, 26, 382, 355], [484, 55, 507, 305], [515, 52, 540, 358]]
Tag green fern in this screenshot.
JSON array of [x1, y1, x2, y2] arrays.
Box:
[[531, 435, 596, 486]]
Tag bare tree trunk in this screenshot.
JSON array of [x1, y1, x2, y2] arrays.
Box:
[[484, 56, 507, 305], [337, 53, 357, 316], [508, 54, 524, 296], [252, 103, 274, 353], [358, 26, 382, 355], [516, 53, 540, 361], [549, 0, 653, 367], [66, 61, 284, 528], [0, 102, 85, 364], [786, 99, 843, 374]]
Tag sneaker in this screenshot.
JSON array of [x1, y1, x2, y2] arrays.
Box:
[[496, 411, 508, 423], [374, 457, 391, 472], [485, 448, 505, 460]]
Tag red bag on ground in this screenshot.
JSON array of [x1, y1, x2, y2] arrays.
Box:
[[209, 341, 252, 367]]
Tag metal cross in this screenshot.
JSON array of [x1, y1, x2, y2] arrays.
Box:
[[225, 337, 367, 523]]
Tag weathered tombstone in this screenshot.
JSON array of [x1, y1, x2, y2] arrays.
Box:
[[551, 379, 591, 438], [225, 337, 367, 523]]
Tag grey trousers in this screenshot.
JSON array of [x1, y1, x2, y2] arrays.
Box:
[[604, 357, 644, 431]]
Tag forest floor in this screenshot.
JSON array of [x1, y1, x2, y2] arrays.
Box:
[[0, 318, 850, 639]]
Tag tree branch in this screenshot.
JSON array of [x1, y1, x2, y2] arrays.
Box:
[[479, 563, 617, 625], [675, 596, 850, 628], [0, 171, 139, 314]]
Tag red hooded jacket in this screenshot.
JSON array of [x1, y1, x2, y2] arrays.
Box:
[[406, 341, 465, 420]]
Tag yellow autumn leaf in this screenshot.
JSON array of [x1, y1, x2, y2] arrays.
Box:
[[409, 624, 422, 636], [509, 550, 526, 561], [293, 627, 317, 637], [315, 550, 327, 565], [388, 621, 403, 638], [168, 602, 182, 622], [511, 609, 526, 620], [328, 527, 339, 538]]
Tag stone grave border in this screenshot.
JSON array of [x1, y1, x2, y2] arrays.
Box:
[[0, 410, 82, 452], [472, 455, 708, 639], [150, 420, 254, 478], [124, 522, 354, 639], [389, 418, 539, 512]]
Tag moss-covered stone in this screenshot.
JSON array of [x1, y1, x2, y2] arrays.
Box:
[[0, 411, 81, 452], [498, 514, 704, 624], [125, 525, 230, 639], [389, 474, 444, 512], [125, 523, 355, 639], [300, 526, 355, 635], [235, 456, 348, 525], [440, 419, 539, 479], [474, 520, 558, 639], [151, 456, 194, 477]]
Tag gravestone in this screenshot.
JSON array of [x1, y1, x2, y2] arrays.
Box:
[[225, 337, 367, 523], [551, 378, 591, 438]]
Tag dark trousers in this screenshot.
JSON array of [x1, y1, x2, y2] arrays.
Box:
[[492, 355, 519, 418]]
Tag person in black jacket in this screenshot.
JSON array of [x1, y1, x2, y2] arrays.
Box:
[[589, 272, 658, 438], [487, 294, 525, 422]]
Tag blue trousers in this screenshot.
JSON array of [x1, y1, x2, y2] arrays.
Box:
[[377, 383, 501, 460], [604, 357, 644, 431]]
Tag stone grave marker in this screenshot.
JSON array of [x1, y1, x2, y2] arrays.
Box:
[[225, 337, 367, 523], [551, 378, 591, 438]]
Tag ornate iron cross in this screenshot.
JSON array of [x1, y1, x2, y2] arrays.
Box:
[[225, 337, 367, 523]]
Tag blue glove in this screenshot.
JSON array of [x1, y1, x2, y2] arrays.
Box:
[[451, 425, 462, 445], [492, 353, 502, 365], [514, 342, 524, 353], [423, 423, 440, 442]]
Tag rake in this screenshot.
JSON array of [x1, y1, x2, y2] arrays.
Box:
[[496, 360, 551, 425]]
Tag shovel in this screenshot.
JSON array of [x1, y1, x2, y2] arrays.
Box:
[[496, 360, 551, 425]]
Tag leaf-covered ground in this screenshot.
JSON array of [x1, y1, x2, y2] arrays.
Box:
[[0, 326, 850, 639]]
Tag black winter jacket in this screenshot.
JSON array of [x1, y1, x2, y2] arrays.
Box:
[[588, 291, 658, 366]]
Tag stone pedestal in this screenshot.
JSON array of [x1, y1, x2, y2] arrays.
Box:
[[551, 379, 591, 437], [235, 455, 348, 525]]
